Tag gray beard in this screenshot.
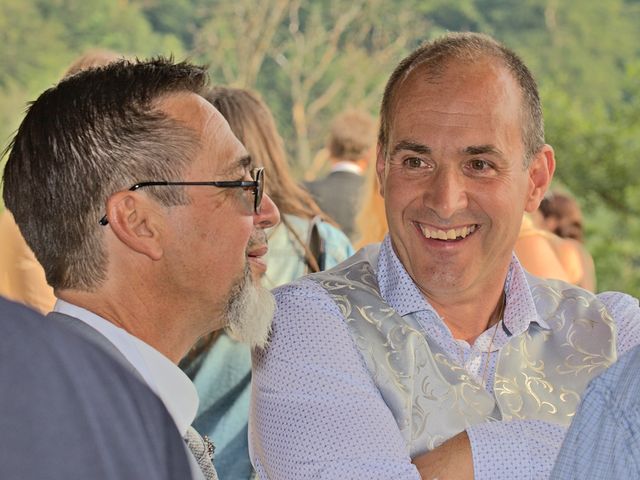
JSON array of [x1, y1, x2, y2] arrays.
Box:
[[224, 264, 276, 349]]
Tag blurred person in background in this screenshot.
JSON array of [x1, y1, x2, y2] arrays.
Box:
[[539, 191, 584, 241], [181, 86, 353, 480], [305, 108, 377, 240], [514, 213, 574, 284], [0, 210, 55, 313], [537, 191, 596, 291], [354, 161, 388, 249], [0, 48, 123, 313]]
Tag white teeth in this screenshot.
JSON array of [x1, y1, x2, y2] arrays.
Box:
[[420, 224, 477, 241]]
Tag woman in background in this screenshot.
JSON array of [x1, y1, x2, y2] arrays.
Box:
[[181, 86, 353, 479], [537, 192, 596, 291], [206, 87, 353, 288], [354, 162, 387, 249]]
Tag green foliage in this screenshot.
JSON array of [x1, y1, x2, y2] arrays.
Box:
[[0, 0, 185, 184], [542, 58, 640, 295], [2, 0, 640, 294]]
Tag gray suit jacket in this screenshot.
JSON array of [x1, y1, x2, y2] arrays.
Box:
[[47, 311, 142, 377], [305, 170, 365, 240], [0, 299, 198, 480]]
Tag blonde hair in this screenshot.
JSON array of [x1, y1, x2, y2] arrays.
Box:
[[355, 163, 387, 249], [205, 86, 338, 272], [205, 87, 330, 220]]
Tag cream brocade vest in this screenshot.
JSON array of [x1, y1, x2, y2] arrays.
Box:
[[310, 246, 616, 457]]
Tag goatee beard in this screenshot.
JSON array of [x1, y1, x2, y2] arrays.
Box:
[[224, 264, 276, 349]]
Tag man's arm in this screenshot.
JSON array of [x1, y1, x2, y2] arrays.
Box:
[[410, 292, 640, 479], [413, 432, 473, 480], [249, 279, 420, 479], [412, 419, 566, 480]]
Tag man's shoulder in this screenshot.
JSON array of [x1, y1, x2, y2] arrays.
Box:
[[272, 274, 340, 307], [0, 297, 193, 480], [526, 274, 638, 311], [303, 176, 325, 192], [46, 310, 143, 378], [595, 290, 639, 312], [525, 274, 636, 307]]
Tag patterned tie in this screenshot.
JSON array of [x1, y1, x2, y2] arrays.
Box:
[[185, 426, 218, 480]]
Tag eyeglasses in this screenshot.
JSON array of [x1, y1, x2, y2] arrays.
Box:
[[98, 167, 264, 225]]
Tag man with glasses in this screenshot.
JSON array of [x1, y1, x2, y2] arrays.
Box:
[[2, 57, 279, 479]]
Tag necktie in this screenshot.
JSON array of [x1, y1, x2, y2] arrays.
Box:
[[185, 426, 218, 480]]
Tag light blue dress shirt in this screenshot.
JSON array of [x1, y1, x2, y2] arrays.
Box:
[[250, 236, 640, 479]]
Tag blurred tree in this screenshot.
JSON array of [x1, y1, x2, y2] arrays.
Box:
[[2, 0, 640, 294], [0, 0, 184, 185], [543, 60, 640, 295], [191, 0, 437, 175]]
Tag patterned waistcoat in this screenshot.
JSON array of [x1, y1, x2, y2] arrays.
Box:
[[309, 246, 616, 456]]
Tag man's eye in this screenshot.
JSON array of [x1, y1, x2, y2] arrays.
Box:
[[469, 159, 491, 171], [403, 157, 425, 169]]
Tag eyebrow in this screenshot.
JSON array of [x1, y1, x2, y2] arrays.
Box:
[[239, 154, 253, 169], [222, 154, 252, 175], [390, 141, 505, 158], [390, 141, 432, 157], [464, 145, 503, 156]]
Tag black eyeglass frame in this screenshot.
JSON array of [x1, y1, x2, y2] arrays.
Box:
[[98, 167, 264, 225]]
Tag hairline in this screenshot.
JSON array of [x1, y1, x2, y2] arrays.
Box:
[[379, 35, 544, 168]]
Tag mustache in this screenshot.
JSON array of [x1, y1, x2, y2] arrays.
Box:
[[247, 229, 268, 251]]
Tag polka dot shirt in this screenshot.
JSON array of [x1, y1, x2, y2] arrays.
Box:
[[250, 236, 640, 479]]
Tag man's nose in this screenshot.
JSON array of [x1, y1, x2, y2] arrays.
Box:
[[425, 169, 468, 219], [254, 193, 280, 229]]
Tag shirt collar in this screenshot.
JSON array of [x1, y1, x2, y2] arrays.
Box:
[[53, 299, 199, 436], [377, 236, 438, 316], [376, 236, 551, 333], [330, 161, 363, 175]]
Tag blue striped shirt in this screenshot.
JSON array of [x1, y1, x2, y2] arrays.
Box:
[[552, 345, 640, 479]]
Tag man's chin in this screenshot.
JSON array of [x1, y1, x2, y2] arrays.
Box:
[[225, 279, 276, 349]]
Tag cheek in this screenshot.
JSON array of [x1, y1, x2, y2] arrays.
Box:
[[219, 223, 253, 256]]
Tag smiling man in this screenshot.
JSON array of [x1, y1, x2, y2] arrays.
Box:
[[2, 58, 279, 479], [249, 33, 640, 479]]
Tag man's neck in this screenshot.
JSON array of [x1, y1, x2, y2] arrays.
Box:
[[56, 288, 195, 363], [424, 286, 506, 345], [330, 159, 365, 175]]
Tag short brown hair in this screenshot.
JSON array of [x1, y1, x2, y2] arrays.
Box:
[[3, 58, 208, 290], [328, 109, 377, 162], [379, 32, 544, 165]]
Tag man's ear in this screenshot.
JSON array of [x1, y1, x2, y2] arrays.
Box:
[[524, 144, 555, 213], [376, 143, 386, 198], [105, 192, 164, 261]]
